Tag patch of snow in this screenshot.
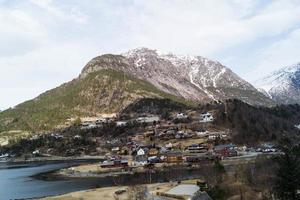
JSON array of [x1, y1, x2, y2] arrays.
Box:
[[257, 88, 272, 99], [189, 65, 216, 100], [256, 63, 300, 94], [213, 68, 226, 88]]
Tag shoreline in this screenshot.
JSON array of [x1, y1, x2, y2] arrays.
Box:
[[0, 156, 105, 166]]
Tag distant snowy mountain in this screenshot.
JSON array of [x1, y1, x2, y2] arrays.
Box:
[[82, 47, 273, 106], [256, 63, 300, 104]]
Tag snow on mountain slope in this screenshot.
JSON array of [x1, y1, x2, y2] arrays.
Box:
[[256, 63, 300, 104], [82, 47, 274, 106]]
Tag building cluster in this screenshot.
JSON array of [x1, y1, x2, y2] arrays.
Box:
[[100, 139, 280, 169], [97, 111, 233, 168], [79, 112, 215, 129], [101, 140, 237, 168], [10, 110, 279, 163]]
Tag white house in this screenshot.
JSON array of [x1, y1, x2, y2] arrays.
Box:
[[95, 118, 106, 124], [176, 113, 188, 119], [137, 148, 145, 156], [74, 135, 81, 139], [81, 121, 97, 129], [111, 147, 120, 153], [200, 112, 214, 123], [32, 150, 40, 156], [208, 135, 217, 140], [165, 143, 173, 149], [136, 116, 160, 123], [116, 121, 127, 127], [196, 131, 208, 137], [0, 153, 9, 158]]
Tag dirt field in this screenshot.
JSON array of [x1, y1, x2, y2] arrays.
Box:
[[42, 186, 128, 200], [41, 180, 203, 200]]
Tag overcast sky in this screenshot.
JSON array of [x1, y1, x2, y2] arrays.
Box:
[[1, 0, 300, 110]]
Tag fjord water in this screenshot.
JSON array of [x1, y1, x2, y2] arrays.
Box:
[[0, 160, 212, 199], [0, 161, 99, 199]]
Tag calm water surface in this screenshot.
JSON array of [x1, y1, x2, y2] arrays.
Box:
[[0, 161, 100, 200], [0, 160, 213, 200]]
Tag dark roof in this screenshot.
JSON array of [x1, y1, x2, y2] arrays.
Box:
[[214, 144, 236, 151], [135, 155, 148, 161], [166, 151, 182, 156]]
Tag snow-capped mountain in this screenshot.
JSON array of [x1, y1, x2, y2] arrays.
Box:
[[256, 63, 300, 104], [81, 47, 274, 106]]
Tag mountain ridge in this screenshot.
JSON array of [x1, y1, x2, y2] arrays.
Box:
[[0, 47, 274, 133], [82, 47, 274, 106], [256, 63, 300, 104]]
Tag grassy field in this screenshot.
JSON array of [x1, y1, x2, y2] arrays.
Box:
[[0, 130, 30, 146]]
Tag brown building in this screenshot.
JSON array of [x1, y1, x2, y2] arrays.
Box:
[[148, 148, 159, 156], [166, 152, 183, 163]]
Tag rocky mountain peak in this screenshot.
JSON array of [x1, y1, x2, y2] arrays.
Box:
[[256, 63, 300, 104], [123, 47, 159, 58], [79, 47, 273, 106]]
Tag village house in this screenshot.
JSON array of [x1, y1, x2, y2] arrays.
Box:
[[81, 121, 97, 129], [51, 133, 64, 139], [166, 129, 176, 135], [74, 135, 81, 139], [111, 147, 120, 154], [134, 155, 148, 166], [148, 148, 159, 156], [200, 112, 214, 123], [147, 156, 160, 163], [159, 147, 168, 154], [166, 151, 183, 163], [261, 143, 277, 153], [208, 134, 217, 141], [32, 149, 40, 156], [214, 144, 237, 158], [220, 133, 228, 139], [165, 143, 173, 150], [196, 131, 209, 137], [100, 159, 128, 168], [187, 144, 207, 153], [136, 116, 160, 123], [174, 130, 189, 139], [157, 131, 176, 140], [95, 118, 106, 124], [237, 145, 247, 152], [95, 117, 115, 125], [137, 148, 146, 156], [116, 121, 127, 127], [0, 153, 9, 159], [176, 113, 188, 119]]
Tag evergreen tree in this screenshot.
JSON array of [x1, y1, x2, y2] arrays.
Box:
[[274, 137, 300, 200]]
